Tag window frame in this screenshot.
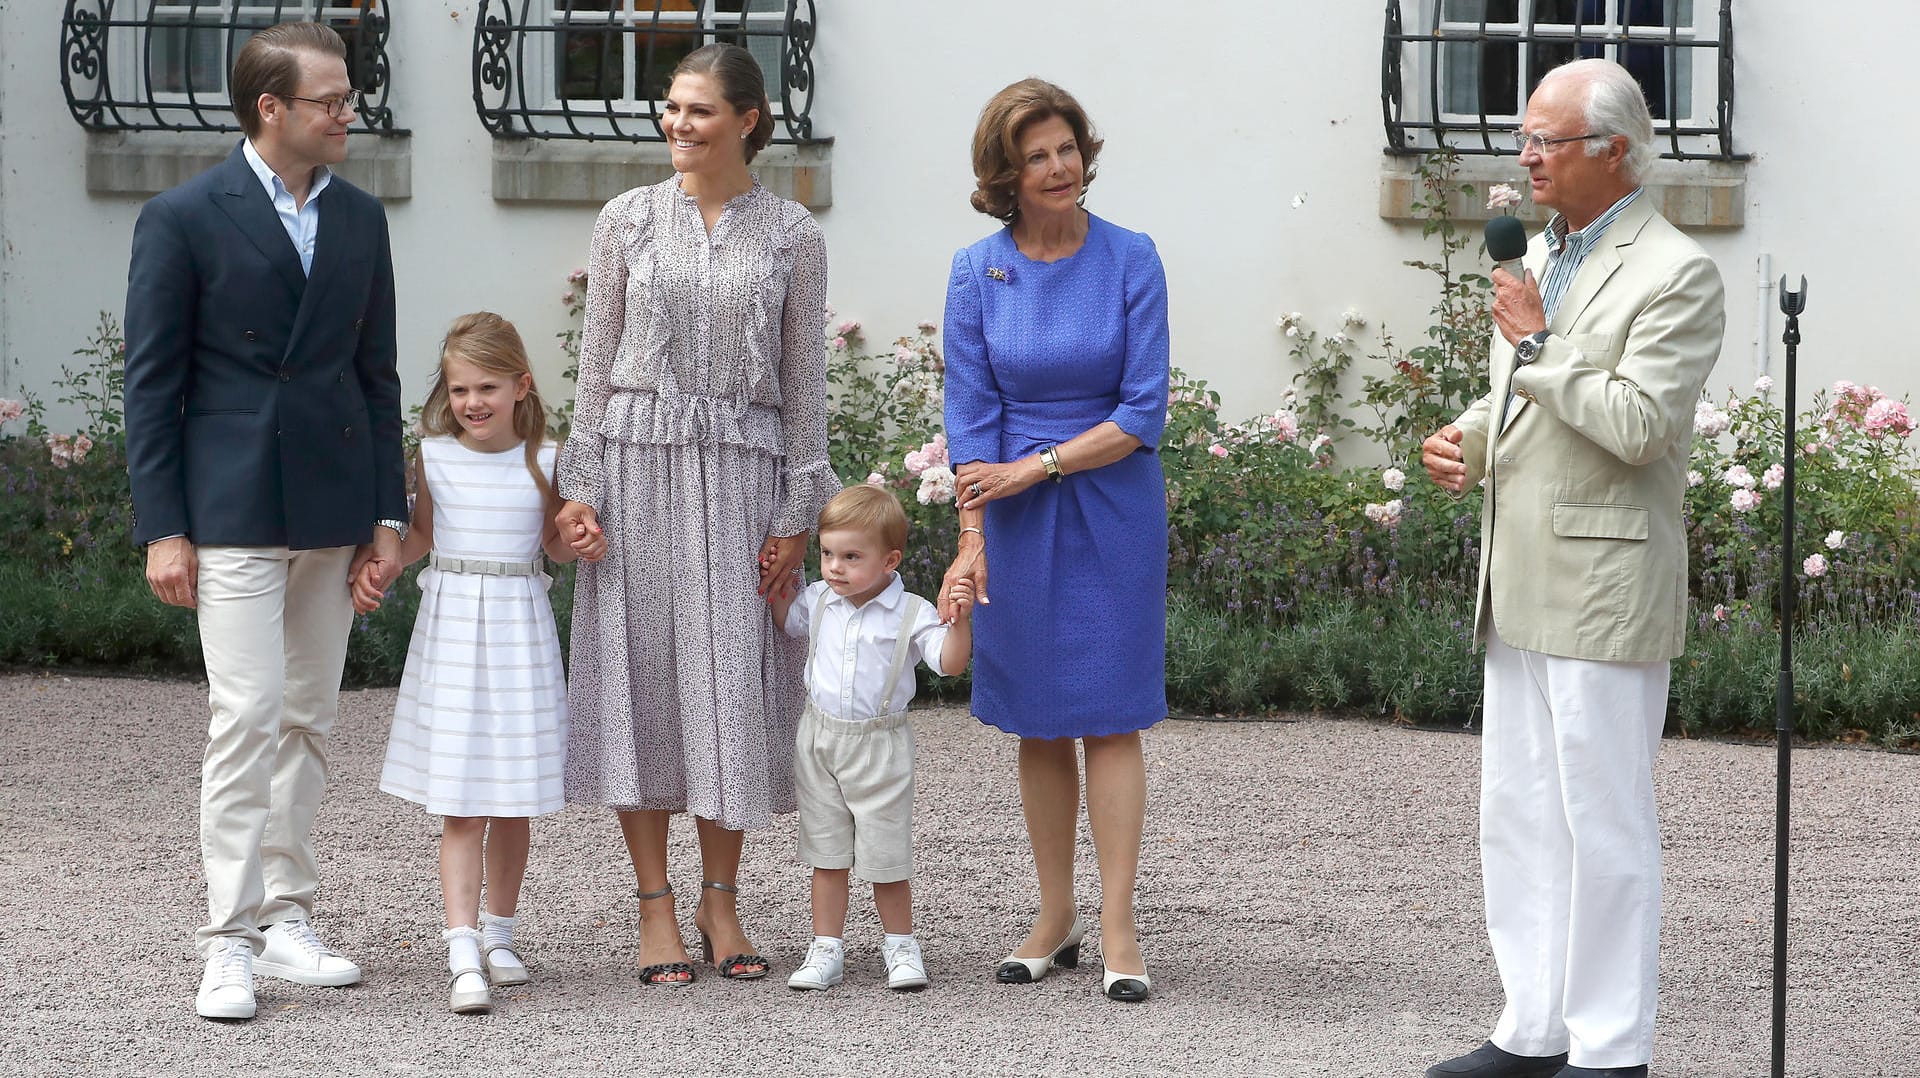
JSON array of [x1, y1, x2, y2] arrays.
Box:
[[1382, 0, 1743, 162], [475, 0, 820, 144], [60, 0, 403, 135]]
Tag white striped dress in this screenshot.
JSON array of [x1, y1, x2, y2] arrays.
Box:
[[380, 435, 567, 817]]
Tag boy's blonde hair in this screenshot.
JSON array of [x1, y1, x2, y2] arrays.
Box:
[[818, 484, 909, 552]]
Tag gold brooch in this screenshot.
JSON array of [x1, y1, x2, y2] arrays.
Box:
[[986, 267, 1010, 282]]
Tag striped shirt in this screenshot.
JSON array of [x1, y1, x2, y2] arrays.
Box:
[[1538, 187, 1642, 322], [1502, 187, 1643, 433]]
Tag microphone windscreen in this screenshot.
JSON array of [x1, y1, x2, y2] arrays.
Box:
[[1485, 215, 1529, 264]]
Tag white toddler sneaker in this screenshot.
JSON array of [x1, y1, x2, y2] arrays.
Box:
[[255, 919, 363, 987], [786, 937, 845, 991], [882, 935, 928, 991], [196, 937, 256, 1020]]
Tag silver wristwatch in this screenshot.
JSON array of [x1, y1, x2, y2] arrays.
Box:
[[1514, 330, 1551, 366], [374, 518, 409, 542]]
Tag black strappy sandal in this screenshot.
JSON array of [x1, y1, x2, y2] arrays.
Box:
[[635, 885, 695, 987], [696, 880, 769, 980]]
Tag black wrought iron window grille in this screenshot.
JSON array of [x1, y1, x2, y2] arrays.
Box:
[[1382, 0, 1742, 162], [61, 1, 402, 135], [473, 1, 821, 144]]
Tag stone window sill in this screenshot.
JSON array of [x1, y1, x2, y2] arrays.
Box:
[[1378, 153, 1745, 230], [86, 131, 412, 199], [490, 140, 832, 208]]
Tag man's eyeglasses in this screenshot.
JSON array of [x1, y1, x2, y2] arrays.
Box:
[[1511, 130, 1614, 155], [279, 90, 365, 121]]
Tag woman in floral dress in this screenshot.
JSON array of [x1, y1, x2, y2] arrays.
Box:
[[555, 44, 838, 987]]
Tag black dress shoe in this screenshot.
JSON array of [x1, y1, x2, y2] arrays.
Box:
[[1554, 1067, 1648, 1077], [1426, 1041, 1570, 1078]]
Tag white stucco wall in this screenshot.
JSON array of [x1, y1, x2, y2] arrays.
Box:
[[0, 1, 1911, 443]]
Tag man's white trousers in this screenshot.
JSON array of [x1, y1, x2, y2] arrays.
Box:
[[193, 545, 355, 956], [1482, 629, 1668, 1069]]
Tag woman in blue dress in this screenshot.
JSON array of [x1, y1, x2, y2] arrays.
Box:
[[940, 78, 1170, 1004]]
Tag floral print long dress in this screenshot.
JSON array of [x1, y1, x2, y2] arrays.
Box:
[[558, 177, 839, 830]]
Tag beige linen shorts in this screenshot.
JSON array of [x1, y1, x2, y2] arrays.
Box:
[[794, 701, 916, 883]]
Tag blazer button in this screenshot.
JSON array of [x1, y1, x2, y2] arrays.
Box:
[[244, 330, 258, 341], [343, 426, 353, 439], [280, 372, 291, 382], [354, 319, 367, 331]]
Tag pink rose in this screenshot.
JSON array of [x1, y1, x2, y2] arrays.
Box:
[[1208, 444, 1229, 458]]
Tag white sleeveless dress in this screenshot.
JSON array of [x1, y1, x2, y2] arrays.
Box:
[[380, 436, 567, 817]]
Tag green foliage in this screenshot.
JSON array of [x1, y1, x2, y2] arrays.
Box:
[[547, 270, 589, 441], [1283, 151, 1496, 466], [1165, 591, 1480, 722], [1686, 380, 1920, 617], [821, 319, 956, 603]]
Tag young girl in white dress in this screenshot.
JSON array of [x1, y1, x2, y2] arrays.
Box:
[[356, 312, 605, 1014]]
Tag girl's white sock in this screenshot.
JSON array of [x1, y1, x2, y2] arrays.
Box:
[[480, 911, 518, 954], [884, 931, 916, 945], [443, 925, 483, 975]]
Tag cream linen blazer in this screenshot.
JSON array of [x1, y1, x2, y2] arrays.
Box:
[[1453, 196, 1726, 662]]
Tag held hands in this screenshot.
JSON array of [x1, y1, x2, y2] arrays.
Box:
[[346, 526, 403, 614], [945, 577, 976, 621], [144, 536, 198, 609], [757, 531, 809, 597], [956, 458, 1045, 512], [557, 500, 607, 563], [350, 560, 385, 614], [1421, 424, 1468, 494], [1489, 266, 1547, 347], [939, 538, 988, 624]]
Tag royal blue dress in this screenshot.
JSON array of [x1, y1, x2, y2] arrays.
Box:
[[943, 214, 1171, 739]]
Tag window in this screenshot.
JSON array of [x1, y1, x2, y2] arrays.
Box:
[[1382, 0, 1740, 161], [474, 0, 821, 143], [60, 0, 402, 134]]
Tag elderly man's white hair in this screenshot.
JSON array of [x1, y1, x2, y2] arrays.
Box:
[[1539, 58, 1656, 185]]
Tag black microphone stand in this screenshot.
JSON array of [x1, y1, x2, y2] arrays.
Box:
[[1771, 276, 1807, 1078]]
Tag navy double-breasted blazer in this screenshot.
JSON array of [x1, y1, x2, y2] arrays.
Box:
[[124, 141, 405, 550]]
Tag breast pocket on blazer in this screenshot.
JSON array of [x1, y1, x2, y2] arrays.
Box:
[[1552, 502, 1648, 541]]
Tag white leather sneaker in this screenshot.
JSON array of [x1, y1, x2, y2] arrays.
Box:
[[785, 937, 844, 991], [882, 935, 929, 991], [255, 920, 363, 987], [196, 937, 256, 1020]]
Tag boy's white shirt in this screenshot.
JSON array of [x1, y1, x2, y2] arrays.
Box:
[[781, 572, 951, 722]]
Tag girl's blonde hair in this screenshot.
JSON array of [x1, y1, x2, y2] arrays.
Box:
[[421, 312, 554, 502]]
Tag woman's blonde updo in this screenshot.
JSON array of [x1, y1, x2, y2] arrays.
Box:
[[968, 78, 1103, 223]]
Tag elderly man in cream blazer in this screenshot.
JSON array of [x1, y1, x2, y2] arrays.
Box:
[[1420, 60, 1726, 1078]]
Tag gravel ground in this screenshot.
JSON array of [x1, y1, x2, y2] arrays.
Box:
[[1, 672, 1916, 1077]]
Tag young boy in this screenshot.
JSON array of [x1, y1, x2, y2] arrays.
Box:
[[770, 485, 973, 991]]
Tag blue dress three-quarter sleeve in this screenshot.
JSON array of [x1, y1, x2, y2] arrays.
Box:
[[943, 214, 1171, 739]]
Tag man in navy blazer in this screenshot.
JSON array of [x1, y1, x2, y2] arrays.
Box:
[[122, 21, 404, 1021]]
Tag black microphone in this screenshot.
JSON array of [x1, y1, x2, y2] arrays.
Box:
[[1485, 215, 1529, 281]]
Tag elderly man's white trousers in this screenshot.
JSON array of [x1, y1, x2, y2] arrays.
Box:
[[1481, 630, 1668, 1069], [193, 545, 355, 956]]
